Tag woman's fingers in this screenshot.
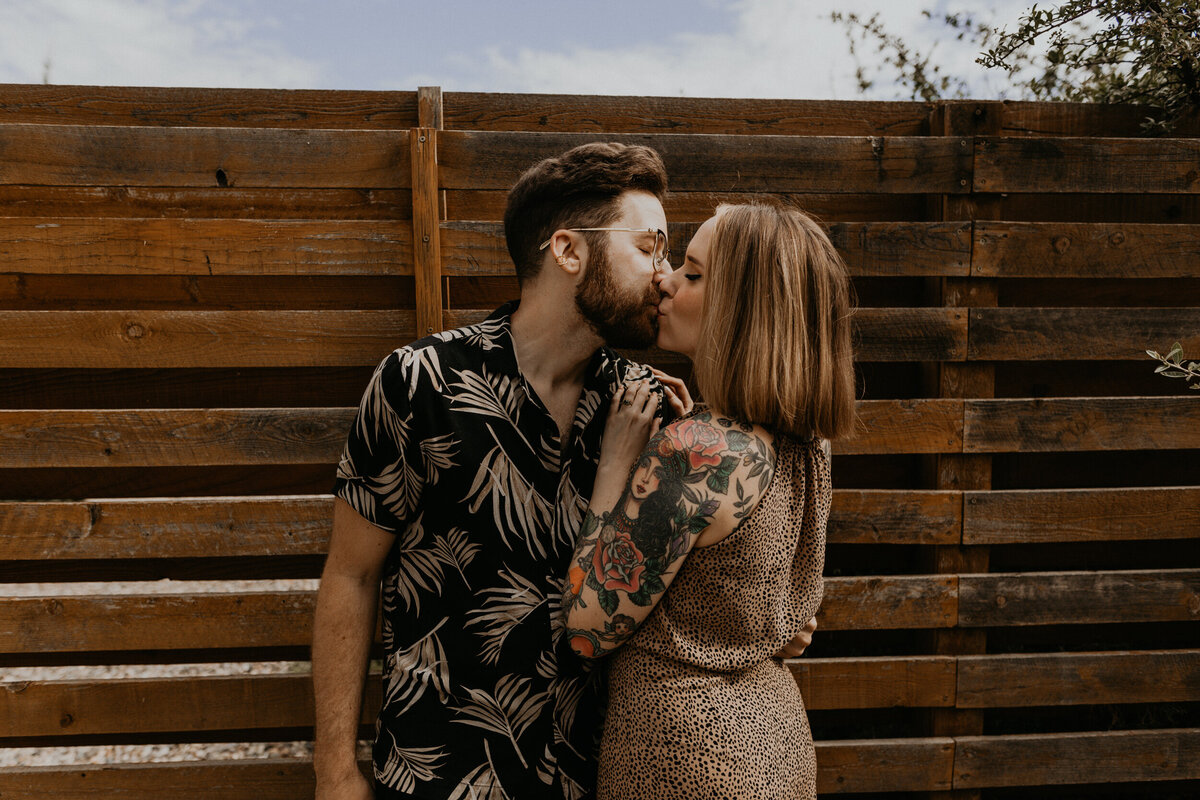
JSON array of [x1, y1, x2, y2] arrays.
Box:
[[649, 367, 693, 416]]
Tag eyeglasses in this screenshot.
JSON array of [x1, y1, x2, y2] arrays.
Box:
[[538, 227, 671, 270]]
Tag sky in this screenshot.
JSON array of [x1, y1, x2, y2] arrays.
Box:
[[0, 0, 1037, 100]]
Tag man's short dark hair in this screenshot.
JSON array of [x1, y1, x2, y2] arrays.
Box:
[[503, 142, 668, 286]]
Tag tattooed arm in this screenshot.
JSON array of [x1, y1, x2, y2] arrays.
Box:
[[564, 400, 775, 659]]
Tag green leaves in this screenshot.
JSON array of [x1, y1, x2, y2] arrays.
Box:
[[598, 589, 618, 616], [706, 455, 740, 494], [1148, 341, 1200, 388]]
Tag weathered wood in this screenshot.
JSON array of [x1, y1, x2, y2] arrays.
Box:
[[439, 131, 973, 193], [0, 409, 353, 468], [963, 487, 1200, 544], [443, 92, 935, 136], [973, 222, 1200, 278], [845, 399, 964, 455], [0, 592, 317, 653], [0, 496, 333, 560], [0, 311, 414, 368], [956, 650, 1200, 708], [0, 124, 411, 188], [440, 220, 971, 277], [816, 737, 956, 793], [968, 308, 1200, 361], [963, 397, 1200, 453], [953, 729, 1200, 788], [827, 490, 961, 545], [417, 87, 443, 130], [958, 569, 1200, 627], [409, 129, 444, 337], [790, 656, 956, 710], [0, 84, 418, 128], [0, 218, 413, 275], [821, 575, 958, 630], [996, 101, 1200, 137], [975, 137, 1200, 194]]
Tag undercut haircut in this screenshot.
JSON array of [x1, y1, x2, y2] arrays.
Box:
[[504, 142, 668, 286], [694, 203, 857, 441]]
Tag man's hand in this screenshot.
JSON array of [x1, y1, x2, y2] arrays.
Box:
[[315, 768, 372, 800], [649, 366, 693, 419], [776, 616, 817, 659]]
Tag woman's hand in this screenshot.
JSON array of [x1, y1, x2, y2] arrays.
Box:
[[649, 366, 693, 419], [599, 380, 661, 476]]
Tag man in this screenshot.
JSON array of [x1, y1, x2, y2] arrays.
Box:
[[313, 142, 679, 800]]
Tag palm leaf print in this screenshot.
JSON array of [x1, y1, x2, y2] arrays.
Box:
[[535, 647, 556, 680], [384, 514, 445, 618], [420, 432, 460, 485], [452, 674, 549, 769], [446, 740, 510, 800], [466, 568, 548, 665], [464, 426, 553, 559], [376, 732, 447, 794], [370, 450, 424, 523], [397, 344, 445, 397], [552, 471, 587, 553], [356, 360, 412, 457], [550, 676, 586, 745], [448, 365, 525, 423], [431, 527, 480, 590], [384, 616, 451, 717]]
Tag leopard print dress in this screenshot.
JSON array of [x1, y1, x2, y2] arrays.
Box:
[[597, 432, 830, 800]]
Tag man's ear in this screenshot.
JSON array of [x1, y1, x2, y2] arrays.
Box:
[[547, 230, 585, 276]]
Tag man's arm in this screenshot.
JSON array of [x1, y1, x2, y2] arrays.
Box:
[[313, 497, 395, 800]]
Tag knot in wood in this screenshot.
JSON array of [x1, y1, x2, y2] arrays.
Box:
[[1109, 231, 1126, 246], [1188, 593, 1200, 615], [60, 713, 74, 728], [1052, 236, 1071, 255], [995, 595, 1007, 608], [125, 323, 145, 339]]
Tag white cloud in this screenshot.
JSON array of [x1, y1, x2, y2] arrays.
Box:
[[0, 0, 320, 89]]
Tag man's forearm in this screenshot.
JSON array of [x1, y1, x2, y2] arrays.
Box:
[[312, 569, 379, 781]]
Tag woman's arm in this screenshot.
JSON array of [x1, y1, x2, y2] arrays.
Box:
[[564, 404, 772, 659]]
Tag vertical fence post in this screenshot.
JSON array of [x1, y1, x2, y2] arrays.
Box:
[[923, 100, 1003, 800], [410, 86, 444, 337]]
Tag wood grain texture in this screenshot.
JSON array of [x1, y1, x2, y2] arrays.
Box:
[[0, 218, 413, 275], [0, 591, 316, 653], [0, 84, 418, 128], [956, 649, 1200, 708], [816, 737, 955, 793], [995, 101, 1200, 137], [827, 490, 961, 545], [845, 399, 964, 455], [974, 137, 1200, 194], [968, 308, 1200, 361], [790, 656, 956, 710], [443, 92, 935, 135], [963, 397, 1200, 453], [821, 575, 958, 630], [973, 222, 1200, 278], [0, 409, 353, 468], [438, 131, 973, 193], [440, 220, 971, 277], [0, 124, 411, 188], [963, 486, 1200, 544], [958, 569, 1200, 626], [409, 128, 444, 337], [953, 729, 1200, 788], [0, 311, 415, 368], [0, 496, 333, 559]]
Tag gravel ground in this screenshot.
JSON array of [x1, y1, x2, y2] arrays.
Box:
[[0, 579, 354, 768]]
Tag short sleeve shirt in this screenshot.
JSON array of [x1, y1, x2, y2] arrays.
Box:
[[333, 301, 656, 800]]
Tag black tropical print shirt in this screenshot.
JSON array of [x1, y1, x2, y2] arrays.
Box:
[[333, 301, 657, 800]]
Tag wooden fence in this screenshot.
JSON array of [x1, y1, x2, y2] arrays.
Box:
[[0, 85, 1198, 798]]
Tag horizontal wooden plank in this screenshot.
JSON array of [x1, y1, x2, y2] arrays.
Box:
[[973, 222, 1200, 278], [975, 137, 1200, 194], [993, 101, 1200, 138], [0, 218, 413, 276], [443, 93, 935, 136], [964, 487, 1200, 544], [958, 569, 1200, 627], [0, 409, 352, 468], [957, 650, 1200, 708], [439, 131, 973, 193], [963, 397, 1200, 453], [791, 656, 956, 710], [0, 85, 418, 128], [828, 490, 961, 545], [968, 308, 1200, 361], [822, 575, 958, 630], [0, 124, 410, 188], [0, 311, 414, 368], [0, 497, 333, 560], [846, 399, 964, 455], [0, 591, 316, 653], [440, 220, 972, 277], [817, 737, 955, 793], [954, 728, 1200, 788]]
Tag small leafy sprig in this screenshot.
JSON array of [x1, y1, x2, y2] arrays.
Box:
[[1146, 342, 1200, 389]]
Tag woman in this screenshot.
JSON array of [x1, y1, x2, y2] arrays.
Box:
[[562, 203, 856, 799]]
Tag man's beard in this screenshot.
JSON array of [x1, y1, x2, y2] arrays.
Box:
[[574, 241, 659, 349]]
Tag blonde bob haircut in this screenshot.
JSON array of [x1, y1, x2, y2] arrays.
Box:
[[694, 203, 857, 441]]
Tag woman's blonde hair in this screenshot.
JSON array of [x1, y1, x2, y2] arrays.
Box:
[[693, 203, 857, 440]]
